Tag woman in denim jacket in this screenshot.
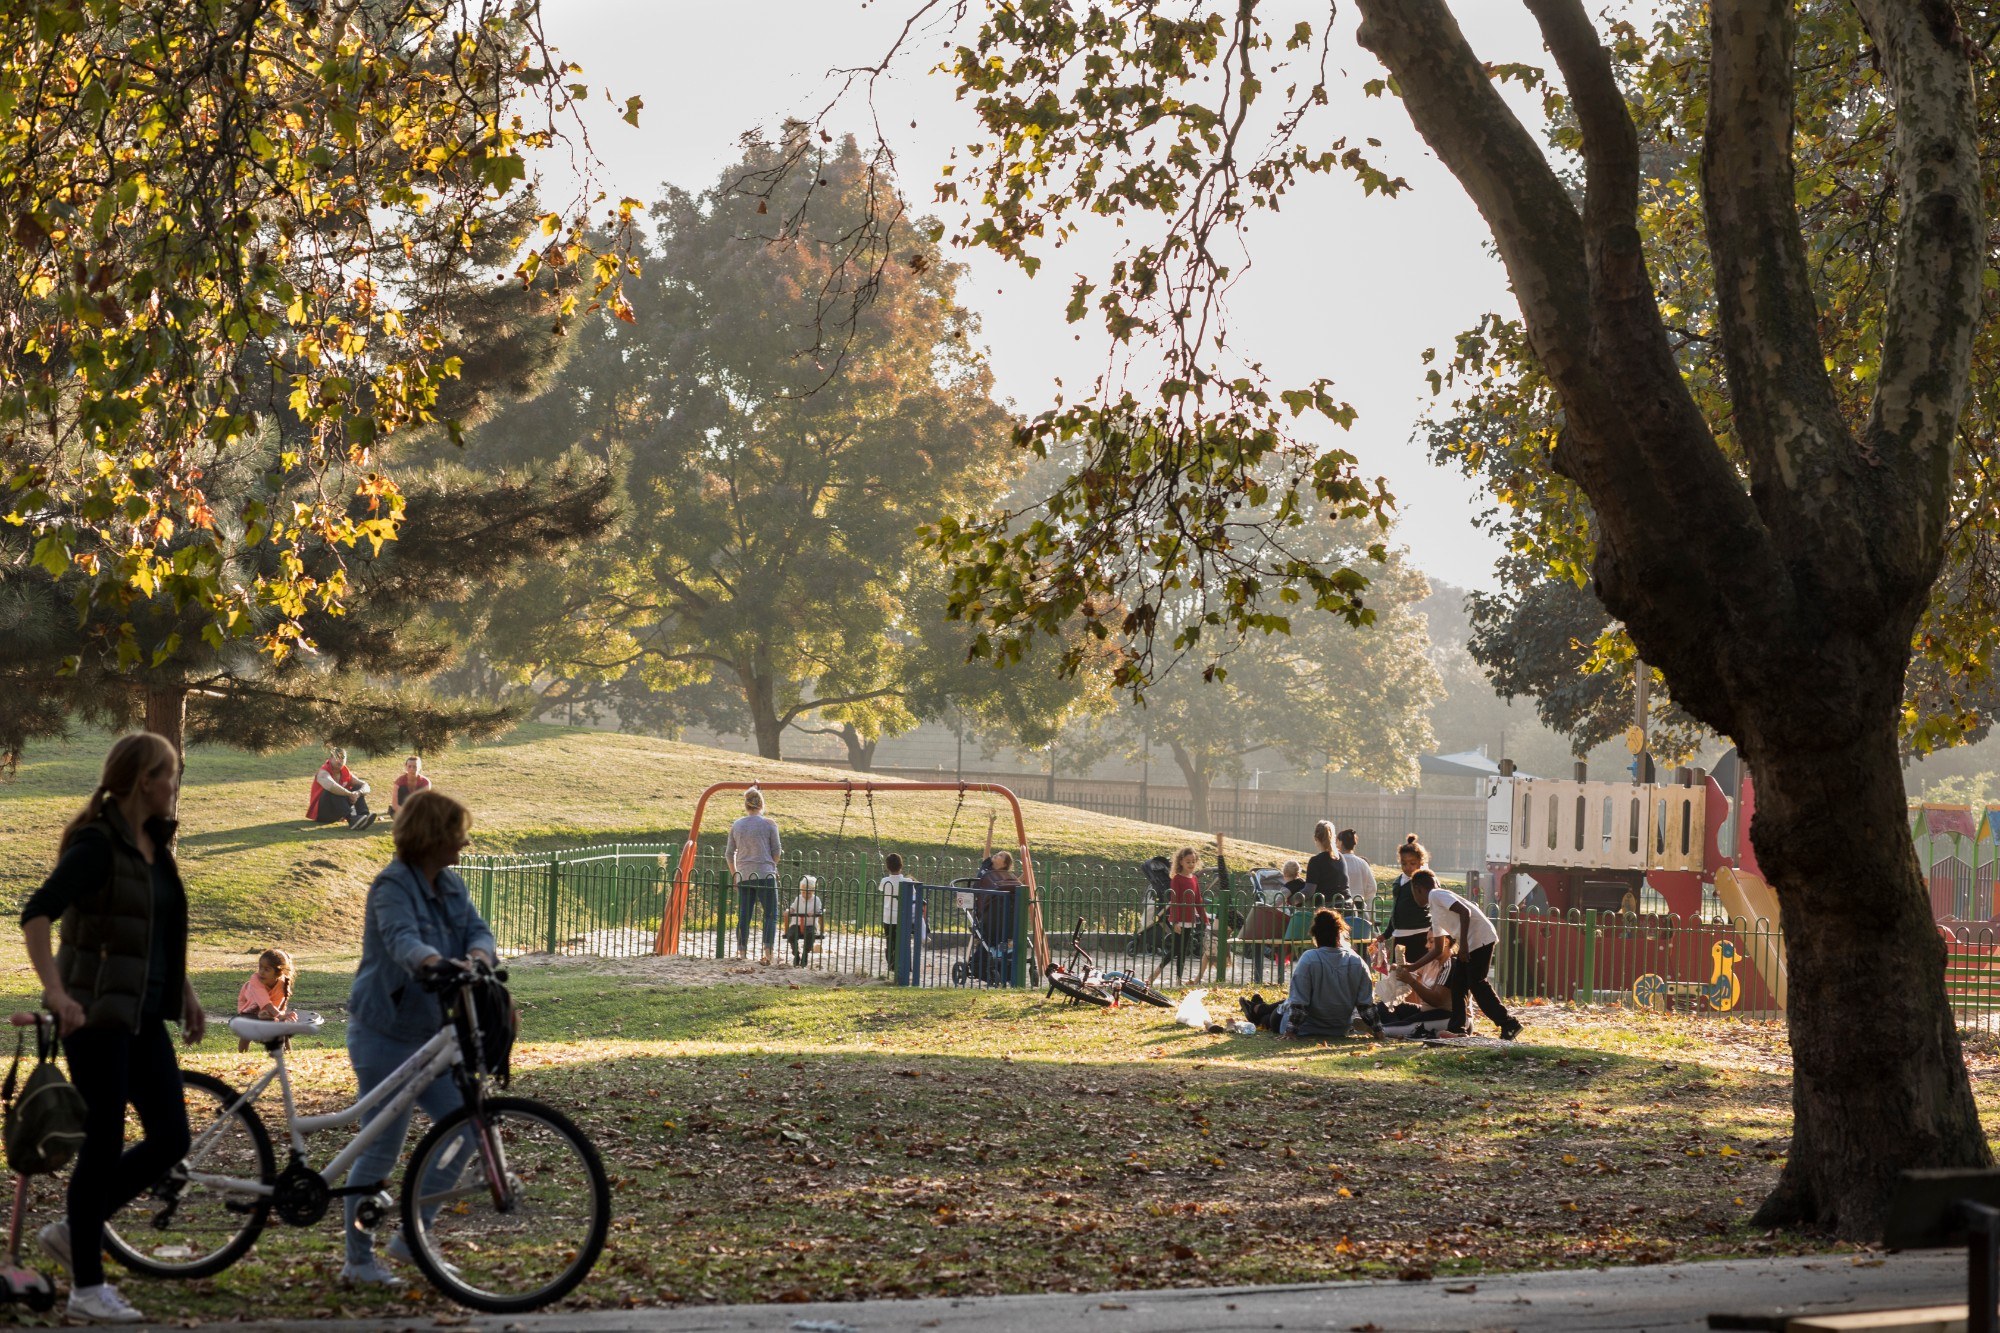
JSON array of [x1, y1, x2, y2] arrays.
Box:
[[340, 789, 496, 1287]]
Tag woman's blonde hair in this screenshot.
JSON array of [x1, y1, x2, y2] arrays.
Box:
[[744, 787, 764, 811], [259, 948, 295, 1005], [60, 732, 179, 852], [392, 788, 472, 865], [1313, 819, 1334, 852], [1173, 846, 1199, 875]]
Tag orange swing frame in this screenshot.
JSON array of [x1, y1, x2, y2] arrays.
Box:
[[650, 781, 1051, 974]]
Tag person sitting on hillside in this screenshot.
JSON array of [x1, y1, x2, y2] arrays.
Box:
[[388, 756, 431, 820], [783, 875, 825, 968], [307, 746, 376, 830]]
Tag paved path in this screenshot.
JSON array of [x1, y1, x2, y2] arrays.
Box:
[[245, 1251, 1963, 1333]]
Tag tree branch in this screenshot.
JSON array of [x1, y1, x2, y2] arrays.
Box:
[[1851, 0, 1982, 589], [1702, 0, 1853, 551]]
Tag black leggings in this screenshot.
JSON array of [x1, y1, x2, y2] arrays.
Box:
[[1169, 926, 1195, 981], [64, 1017, 191, 1287], [1446, 943, 1514, 1035]]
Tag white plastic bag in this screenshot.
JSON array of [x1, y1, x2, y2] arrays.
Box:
[[1175, 988, 1211, 1028]]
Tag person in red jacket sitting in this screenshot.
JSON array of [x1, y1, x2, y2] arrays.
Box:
[[306, 746, 376, 831]]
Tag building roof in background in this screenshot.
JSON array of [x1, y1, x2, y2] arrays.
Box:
[[1420, 751, 1534, 780]]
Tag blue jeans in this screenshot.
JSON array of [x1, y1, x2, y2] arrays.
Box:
[[735, 878, 778, 955], [344, 1021, 465, 1263]]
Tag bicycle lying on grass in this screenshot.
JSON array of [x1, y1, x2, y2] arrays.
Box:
[[1044, 918, 1175, 1009], [108, 959, 608, 1313]]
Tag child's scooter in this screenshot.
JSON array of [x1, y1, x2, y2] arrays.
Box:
[[0, 1014, 59, 1312]]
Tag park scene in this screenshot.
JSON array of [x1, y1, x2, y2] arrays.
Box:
[[0, 1, 1995, 1330]]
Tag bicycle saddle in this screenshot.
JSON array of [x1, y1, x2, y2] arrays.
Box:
[[228, 1010, 325, 1043]]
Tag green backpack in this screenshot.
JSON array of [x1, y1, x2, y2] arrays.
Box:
[[3, 1021, 87, 1176]]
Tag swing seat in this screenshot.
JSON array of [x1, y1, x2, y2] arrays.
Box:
[[228, 1011, 324, 1044]]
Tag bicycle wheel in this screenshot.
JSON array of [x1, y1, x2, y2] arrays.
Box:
[[105, 1071, 273, 1279], [400, 1096, 609, 1313], [1047, 974, 1115, 1008], [1118, 977, 1174, 1008]]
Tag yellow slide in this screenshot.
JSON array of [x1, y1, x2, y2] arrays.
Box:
[[1714, 867, 1786, 1010]]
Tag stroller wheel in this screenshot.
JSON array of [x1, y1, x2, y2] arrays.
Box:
[[951, 962, 967, 986]]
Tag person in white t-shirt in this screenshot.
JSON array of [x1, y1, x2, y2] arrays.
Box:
[[1336, 828, 1374, 916], [878, 853, 914, 973], [1407, 869, 1521, 1040]]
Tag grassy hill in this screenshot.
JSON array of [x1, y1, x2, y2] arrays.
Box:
[[0, 725, 1306, 951]]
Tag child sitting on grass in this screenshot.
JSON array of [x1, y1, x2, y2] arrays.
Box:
[[237, 948, 297, 1051]]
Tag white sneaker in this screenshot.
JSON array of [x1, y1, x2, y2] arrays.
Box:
[[68, 1284, 143, 1324], [36, 1221, 69, 1276], [386, 1231, 459, 1279], [339, 1257, 405, 1287]]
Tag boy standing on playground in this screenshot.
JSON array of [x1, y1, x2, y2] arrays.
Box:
[[727, 788, 783, 966], [1408, 869, 1522, 1041]]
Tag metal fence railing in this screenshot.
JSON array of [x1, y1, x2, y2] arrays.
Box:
[[459, 843, 2000, 1030]]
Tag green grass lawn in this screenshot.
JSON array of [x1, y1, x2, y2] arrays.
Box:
[[0, 966, 1969, 1321], [0, 725, 1313, 958]]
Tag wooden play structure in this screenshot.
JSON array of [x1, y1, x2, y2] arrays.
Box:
[[1481, 748, 1787, 1012]]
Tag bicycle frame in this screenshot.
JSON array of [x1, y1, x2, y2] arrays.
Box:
[[182, 1028, 462, 1200]]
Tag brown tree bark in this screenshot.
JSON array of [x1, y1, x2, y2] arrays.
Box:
[[741, 667, 785, 760], [143, 685, 187, 756], [1354, 0, 1988, 1236], [1166, 740, 1212, 832]]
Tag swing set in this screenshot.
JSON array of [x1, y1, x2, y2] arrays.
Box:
[[650, 781, 1051, 975]]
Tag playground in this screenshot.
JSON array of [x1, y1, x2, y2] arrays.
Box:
[[2, 959, 1984, 1322]]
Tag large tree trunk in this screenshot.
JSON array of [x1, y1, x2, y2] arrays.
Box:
[[741, 668, 784, 760], [838, 725, 878, 773], [1353, 0, 1988, 1236], [144, 685, 187, 755], [1741, 703, 1987, 1235], [1166, 741, 1211, 831]]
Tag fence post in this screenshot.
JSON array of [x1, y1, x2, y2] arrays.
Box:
[[479, 864, 493, 925], [544, 856, 563, 956], [1013, 883, 1029, 989], [1212, 883, 1231, 985], [714, 868, 728, 961], [897, 880, 921, 986], [1578, 908, 1598, 1004], [1495, 897, 1511, 995]]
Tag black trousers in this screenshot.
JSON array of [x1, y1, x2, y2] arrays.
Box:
[[883, 923, 899, 972], [1446, 943, 1513, 1035], [314, 789, 370, 824], [1395, 933, 1427, 964], [64, 1016, 191, 1288]]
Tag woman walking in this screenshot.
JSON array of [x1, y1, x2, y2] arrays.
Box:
[[341, 788, 498, 1285], [20, 733, 203, 1324]]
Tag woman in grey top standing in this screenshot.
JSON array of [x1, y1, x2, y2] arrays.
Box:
[[728, 788, 783, 965]]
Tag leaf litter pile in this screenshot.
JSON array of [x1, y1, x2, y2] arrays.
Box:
[[19, 967, 1997, 1322]]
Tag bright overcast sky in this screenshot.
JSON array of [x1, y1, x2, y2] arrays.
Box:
[[535, 2, 1564, 593]]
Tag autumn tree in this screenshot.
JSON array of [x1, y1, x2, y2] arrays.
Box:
[[1100, 523, 1440, 827], [0, 0, 631, 682], [897, 0, 1989, 1234], [472, 131, 1019, 760]]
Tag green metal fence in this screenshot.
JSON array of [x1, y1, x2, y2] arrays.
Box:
[[459, 842, 2000, 1029]]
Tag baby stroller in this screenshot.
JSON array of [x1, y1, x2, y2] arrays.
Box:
[[949, 884, 1015, 986]]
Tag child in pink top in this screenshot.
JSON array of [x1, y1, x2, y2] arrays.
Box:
[[237, 948, 296, 1051]]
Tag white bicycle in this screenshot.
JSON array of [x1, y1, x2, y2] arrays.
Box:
[[103, 960, 608, 1313]]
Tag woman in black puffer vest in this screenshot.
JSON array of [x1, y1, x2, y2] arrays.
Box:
[[20, 733, 203, 1326]]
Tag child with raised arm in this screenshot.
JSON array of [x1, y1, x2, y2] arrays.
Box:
[[237, 949, 298, 1052]]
